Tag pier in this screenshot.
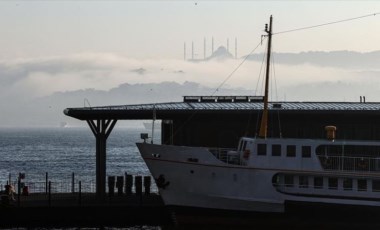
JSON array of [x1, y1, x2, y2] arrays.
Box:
[[1, 98, 376, 228], [2, 173, 380, 229], [0, 173, 172, 228]]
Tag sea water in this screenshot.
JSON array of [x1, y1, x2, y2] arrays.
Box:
[[0, 126, 158, 192]]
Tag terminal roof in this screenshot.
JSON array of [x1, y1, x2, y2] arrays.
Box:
[[64, 98, 380, 120]]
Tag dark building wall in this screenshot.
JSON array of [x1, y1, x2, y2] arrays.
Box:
[[161, 110, 380, 148]]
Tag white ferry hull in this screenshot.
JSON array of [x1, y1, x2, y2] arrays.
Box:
[[137, 141, 380, 215], [136, 143, 284, 213]]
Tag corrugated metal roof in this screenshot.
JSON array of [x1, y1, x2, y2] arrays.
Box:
[[64, 100, 380, 120], [72, 101, 380, 111]]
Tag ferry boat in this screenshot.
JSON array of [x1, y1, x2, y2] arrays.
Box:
[[136, 16, 380, 220]]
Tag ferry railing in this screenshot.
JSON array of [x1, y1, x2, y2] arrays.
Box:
[[0, 179, 159, 208], [3, 181, 96, 194], [1, 177, 158, 196], [209, 148, 242, 165], [318, 155, 380, 172]]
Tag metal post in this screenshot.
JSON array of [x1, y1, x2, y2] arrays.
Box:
[[87, 119, 117, 201], [48, 181, 51, 207], [151, 105, 156, 144], [17, 175, 21, 207], [97, 126, 107, 199], [45, 172, 48, 194]]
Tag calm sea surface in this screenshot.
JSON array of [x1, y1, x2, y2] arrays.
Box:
[[0, 126, 159, 192]]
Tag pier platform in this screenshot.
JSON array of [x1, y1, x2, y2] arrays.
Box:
[[0, 193, 172, 228], [2, 193, 380, 229]]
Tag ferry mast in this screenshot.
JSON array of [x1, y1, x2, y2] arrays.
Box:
[[259, 15, 273, 139]]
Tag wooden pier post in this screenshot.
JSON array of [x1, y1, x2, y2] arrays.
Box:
[[144, 176, 151, 195], [124, 172, 128, 194], [71, 172, 75, 193], [126, 174, 133, 195], [116, 176, 124, 196], [108, 176, 115, 197], [135, 176, 142, 195], [135, 176, 143, 206]]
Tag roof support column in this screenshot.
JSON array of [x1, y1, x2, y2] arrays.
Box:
[[87, 119, 117, 200]]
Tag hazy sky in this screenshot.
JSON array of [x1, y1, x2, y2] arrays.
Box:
[[1, 1, 380, 60], [1, 1, 380, 127]]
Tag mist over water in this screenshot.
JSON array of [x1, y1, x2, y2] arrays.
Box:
[[2, 52, 380, 128]]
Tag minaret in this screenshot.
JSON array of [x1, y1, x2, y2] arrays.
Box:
[[212, 37, 214, 54], [204, 37, 206, 59], [192, 41, 194, 60], [184, 42, 186, 60], [235, 37, 237, 59]]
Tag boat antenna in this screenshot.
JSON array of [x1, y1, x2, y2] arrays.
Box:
[[151, 104, 156, 144], [258, 15, 273, 139]]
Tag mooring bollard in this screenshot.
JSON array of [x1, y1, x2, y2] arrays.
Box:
[[134, 176, 142, 196], [143, 176, 151, 195], [124, 172, 128, 193], [125, 174, 133, 195], [116, 176, 124, 196], [71, 172, 75, 193], [108, 176, 115, 197]]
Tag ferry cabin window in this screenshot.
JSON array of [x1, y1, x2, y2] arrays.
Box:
[[314, 177, 323, 189], [302, 146, 311, 158], [372, 180, 380, 192], [272, 144, 281, 156], [343, 178, 353, 191], [328, 177, 338, 190], [299, 176, 308, 188], [358, 179, 367, 192], [284, 175, 294, 187], [257, 144, 267, 156], [316, 145, 380, 158], [286, 145, 296, 157]]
